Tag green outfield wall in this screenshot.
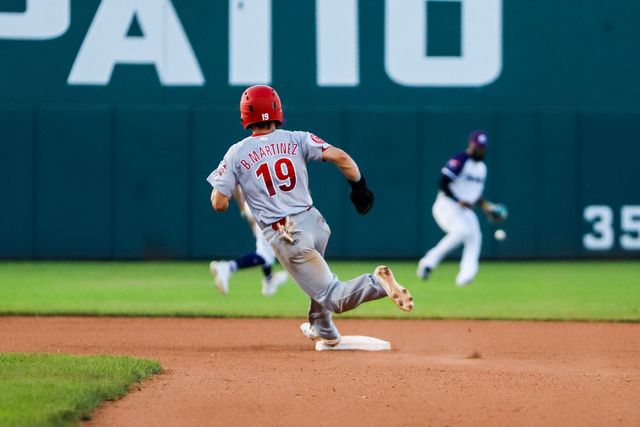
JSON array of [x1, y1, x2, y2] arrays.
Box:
[[1, 0, 639, 259]]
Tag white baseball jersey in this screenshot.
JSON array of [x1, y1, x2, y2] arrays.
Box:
[[207, 129, 331, 228], [441, 152, 487, 204]]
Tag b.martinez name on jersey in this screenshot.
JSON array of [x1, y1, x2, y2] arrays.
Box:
[[240, 141, 299, 170]]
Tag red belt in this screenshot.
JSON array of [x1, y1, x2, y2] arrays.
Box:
[[271, 218, 287, 230], [270, 207, 312, 230]]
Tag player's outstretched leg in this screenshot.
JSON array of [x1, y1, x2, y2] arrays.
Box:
[[304, 265, 414, 314], [265, 209, 413, 314], [264, 208, 413, 346], [288, 264, 413, 315]]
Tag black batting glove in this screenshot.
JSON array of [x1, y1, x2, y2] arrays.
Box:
[[348, 175, 374, 215]]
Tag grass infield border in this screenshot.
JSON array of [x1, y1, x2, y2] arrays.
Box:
[[0, 260, 638, 321], [0, 353, 161, 427]]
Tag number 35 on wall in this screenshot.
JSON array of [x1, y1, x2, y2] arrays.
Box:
[[583, 205, 640, 250]]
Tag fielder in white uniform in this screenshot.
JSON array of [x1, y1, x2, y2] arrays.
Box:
[[209, 186, 288, 296], [208, 85, 413, 346], [417, 130, 491, 286]]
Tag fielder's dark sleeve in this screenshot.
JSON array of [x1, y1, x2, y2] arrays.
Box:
[[439, 174, 458, 201], [439, 152, 468, 201]]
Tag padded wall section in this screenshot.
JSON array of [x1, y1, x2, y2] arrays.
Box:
[[113, 107, 190, 258], [0, 107, 34, 258]]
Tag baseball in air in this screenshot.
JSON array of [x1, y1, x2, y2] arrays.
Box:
[[494, 229, 507, 241]]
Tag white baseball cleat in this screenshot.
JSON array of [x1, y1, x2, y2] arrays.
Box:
[[299, 322, 319, 340], [299, 322, 340, 346], [261, 271, 288, 296], [374, 266, 414, 312], [209, 261, 231, 295]]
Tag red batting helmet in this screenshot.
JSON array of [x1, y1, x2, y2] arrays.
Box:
[[240, 85, 283, 129]]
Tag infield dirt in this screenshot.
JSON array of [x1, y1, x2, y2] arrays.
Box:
[[1, 317, 638, 426]]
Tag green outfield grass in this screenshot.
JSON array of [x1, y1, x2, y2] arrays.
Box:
[[0, 353, 160, 427], [0, 261, 638, 321]]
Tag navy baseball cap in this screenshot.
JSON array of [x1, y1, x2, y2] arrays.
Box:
[[469, 130, 488, 147]]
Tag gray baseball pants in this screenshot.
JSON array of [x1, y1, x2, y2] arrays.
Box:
[[263, 207, 387, 341]]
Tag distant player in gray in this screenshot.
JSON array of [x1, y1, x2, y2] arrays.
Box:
[[417, 130, 507, 286], [207, 85, 413, 346]]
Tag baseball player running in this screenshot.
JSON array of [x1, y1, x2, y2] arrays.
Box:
[[207, 85, 413, 346], [417, 130, 507, 286], [209, 186, 288, 296]]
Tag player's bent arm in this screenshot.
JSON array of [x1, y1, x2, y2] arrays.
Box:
[[211, 189, 231, 212], [324, 146, 374, 214], [322, 146, 361, 182]]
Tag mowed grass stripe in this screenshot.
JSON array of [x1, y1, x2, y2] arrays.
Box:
[[0, 353, 161, 427], [0, 261, 638, 321]]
